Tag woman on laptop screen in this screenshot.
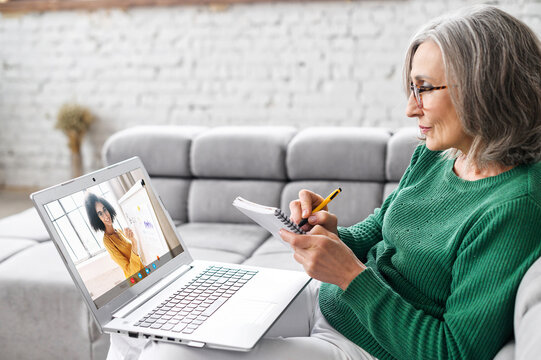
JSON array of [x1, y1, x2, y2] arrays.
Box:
[[85, 192, 145, 279]]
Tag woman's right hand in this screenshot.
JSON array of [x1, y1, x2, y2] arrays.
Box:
[[289, 189, 339, 235]]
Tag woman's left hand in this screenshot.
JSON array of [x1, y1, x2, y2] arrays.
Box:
[[280, 226, 366, 290]]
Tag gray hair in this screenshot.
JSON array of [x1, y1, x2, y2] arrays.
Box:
[[404, 5, 541, 167]]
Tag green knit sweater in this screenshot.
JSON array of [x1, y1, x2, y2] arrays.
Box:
[[319, 145, 541, 360]]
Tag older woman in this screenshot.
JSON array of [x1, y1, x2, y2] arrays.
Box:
[[108, 5, 541, 360], [85, 192, 145, 279]]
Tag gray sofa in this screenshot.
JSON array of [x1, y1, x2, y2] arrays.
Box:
[[0, 126, 539, 360]]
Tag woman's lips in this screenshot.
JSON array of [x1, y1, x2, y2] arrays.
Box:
[[419, 125, 431, 134]]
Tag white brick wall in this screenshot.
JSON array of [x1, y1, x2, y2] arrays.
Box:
[[0, 0, 539, 187]]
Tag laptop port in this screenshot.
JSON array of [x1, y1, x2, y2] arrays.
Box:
[[128, 332, 138, 338], [167, 337, 175, 341], [155, 336, 163, 339]]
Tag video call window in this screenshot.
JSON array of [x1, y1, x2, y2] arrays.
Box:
[[44, 170, 184, 306]]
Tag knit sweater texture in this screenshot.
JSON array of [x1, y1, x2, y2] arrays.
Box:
[[319, 145, 541, 360]]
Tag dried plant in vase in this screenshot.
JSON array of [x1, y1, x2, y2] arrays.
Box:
[[55, 103, 95, 178]]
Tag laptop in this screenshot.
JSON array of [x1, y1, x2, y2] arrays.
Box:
[[31, 157, 311, 351]]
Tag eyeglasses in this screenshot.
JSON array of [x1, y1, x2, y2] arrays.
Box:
[[410, 82, 447, 109]]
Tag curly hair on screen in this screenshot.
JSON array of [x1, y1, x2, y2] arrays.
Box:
[[404, 5, 541, 168], [84, 192, 117, 232]]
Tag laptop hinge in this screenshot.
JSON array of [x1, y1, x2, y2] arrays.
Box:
[[112, 264, 192, 319]]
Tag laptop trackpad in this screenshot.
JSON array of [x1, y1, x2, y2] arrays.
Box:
[[215, 299, 277, 325]]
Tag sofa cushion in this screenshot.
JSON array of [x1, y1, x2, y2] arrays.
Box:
[[249, 236, 291, 255], [281, 181, 383, 227], [0, 241, 104, 360], [386, 127, 419, 181], [188, 179, 284, 223], [151, 177, 191, 223], [0, 208, 49, 241], [0, 238, 37, 263], [286, 127, 390, 181], [191, 126, 297, 180], [383, 182, 399, 200], [177, 223, 270, 260], [241, 236, 300, 271], [102, 126, 206, 177]]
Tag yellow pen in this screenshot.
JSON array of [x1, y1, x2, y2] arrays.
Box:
[[297, 188, 342, 227]]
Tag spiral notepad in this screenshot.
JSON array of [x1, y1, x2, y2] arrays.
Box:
[[273, 208, 305, 234], [233, 197, 305, 246]]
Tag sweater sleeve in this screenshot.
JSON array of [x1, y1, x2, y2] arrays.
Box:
[[338, 197, 541, 360], [337, 204, 387, 262], [337, 144, 425, 261]]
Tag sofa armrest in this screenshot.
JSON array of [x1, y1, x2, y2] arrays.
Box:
[[514, 256, 541, 360]]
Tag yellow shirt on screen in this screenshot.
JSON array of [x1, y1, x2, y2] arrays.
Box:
[[103, 230, 145, 278]]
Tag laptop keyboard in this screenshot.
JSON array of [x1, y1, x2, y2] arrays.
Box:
[[134, 266, 258, 335]]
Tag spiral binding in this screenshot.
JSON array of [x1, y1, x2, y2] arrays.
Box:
[[274, 209, 306, 234]]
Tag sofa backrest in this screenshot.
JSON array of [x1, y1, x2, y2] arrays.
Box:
[[102, 126, 419, 227]]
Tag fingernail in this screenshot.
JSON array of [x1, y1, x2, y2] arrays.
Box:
[[302, 210, 309, 217], [308, 215, 316, 223]]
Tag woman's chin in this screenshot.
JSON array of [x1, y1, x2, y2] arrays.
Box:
[[425, 140, 444, 152], [425, 140, 436, 151]]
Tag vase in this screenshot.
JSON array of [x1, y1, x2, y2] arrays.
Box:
[[71, 151, 83, 178], [67, 130, 84, 178]]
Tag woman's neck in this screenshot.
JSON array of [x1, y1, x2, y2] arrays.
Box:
[[104, 224, 115, 235], [453, 155, 514, 181]]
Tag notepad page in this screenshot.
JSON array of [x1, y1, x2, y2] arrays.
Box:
[[233, 197, 305, 245]]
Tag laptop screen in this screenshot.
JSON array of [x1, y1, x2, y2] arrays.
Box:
[[43, 168, 184, 308]]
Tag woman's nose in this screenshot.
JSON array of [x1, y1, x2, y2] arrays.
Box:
[[405, 92, 423, 118]]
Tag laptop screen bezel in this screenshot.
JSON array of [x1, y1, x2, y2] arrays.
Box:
[[31, 157, 194, 327]]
